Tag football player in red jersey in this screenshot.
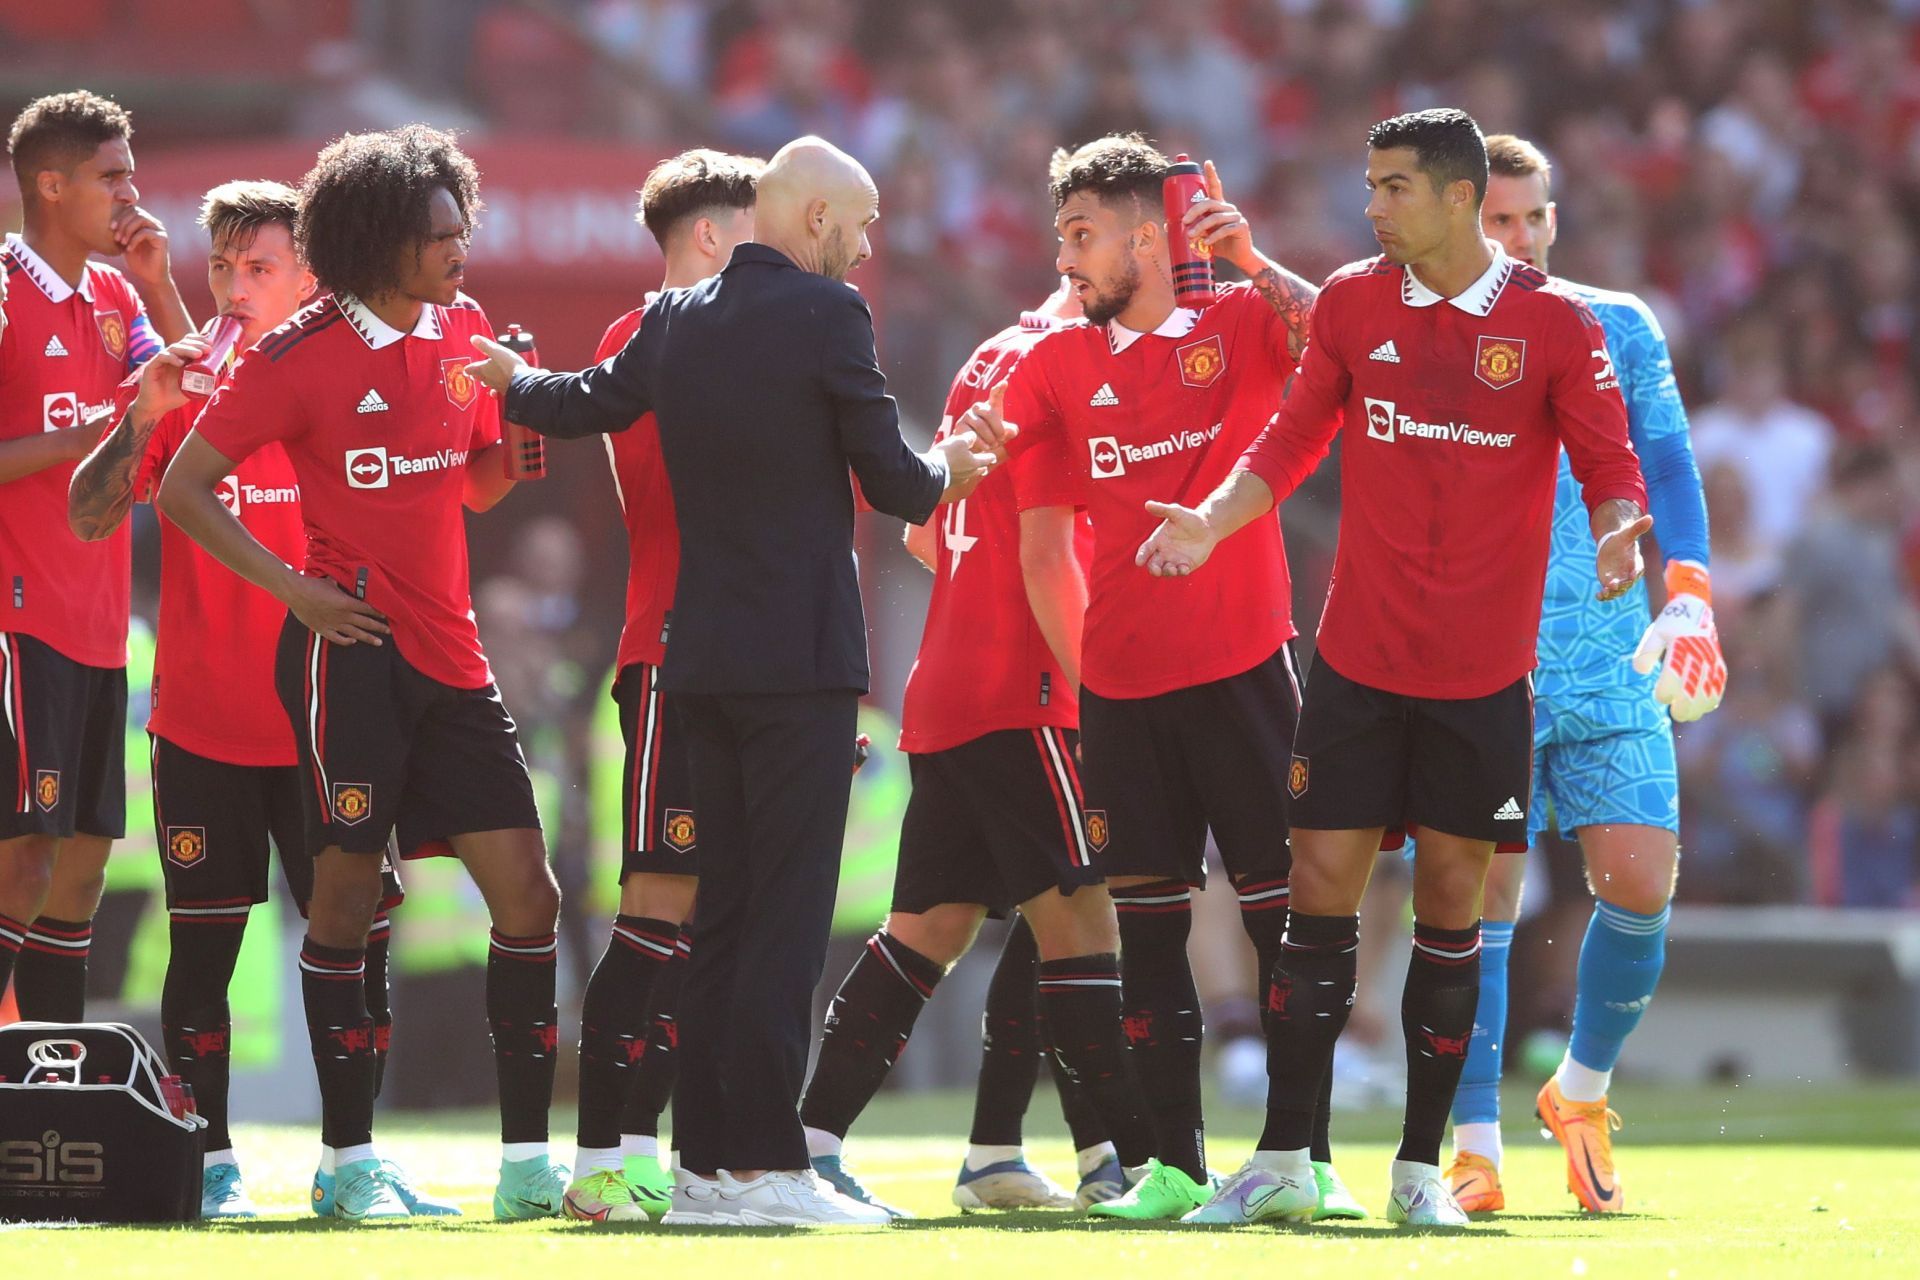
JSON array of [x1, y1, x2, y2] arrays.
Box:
[[955, 135, 1362, 1223], [68, 180, 440, 1220], [1, 90, 191, 1023], [156, 127, 563, 1222], [795, 276, 1170, 1219], [1135, 108, 1649, 1226], [560, 148, 762, 1225]]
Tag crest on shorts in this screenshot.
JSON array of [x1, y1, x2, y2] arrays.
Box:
[[94, 308, 127, 361], [1474, 335, 1526, 390], [441, 356, 479, 410], [1176, 335, 1226, 388], [1288, 755, 1309, 799], [166, 826, 207, 869], [34, 769, 60, 812], [662, 808, 696, 853], [1083, 809, 1110, 853], [332, 782, 372, 826]]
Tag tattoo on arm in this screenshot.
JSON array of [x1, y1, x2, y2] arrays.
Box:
[[1249, 264, 1320, 360], [69, 410, 154, 541]]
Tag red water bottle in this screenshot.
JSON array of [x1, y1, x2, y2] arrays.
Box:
[[499, 324, 547, 480], [181, 313, 246, 398], [1162, 154, 1215, 309]]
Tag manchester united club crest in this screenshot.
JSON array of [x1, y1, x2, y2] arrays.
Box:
[[332, 782, 372, 826], [441, 356, 479, 410], [35, 769, 60, 812], [1176, 334, 1226, 388], [663, 808, 697, 853], [1084, 809, 1110, 853], [94, 308, 127, 362], [166, 826, 208, 869], [1474, 335, 1526, 390], [1288, 755, 1309, 799]]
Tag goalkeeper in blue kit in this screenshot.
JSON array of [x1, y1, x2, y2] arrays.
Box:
[[1445, 134, 1726, 1216]]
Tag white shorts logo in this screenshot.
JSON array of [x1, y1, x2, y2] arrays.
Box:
[[345, 447, 390, 489], [43, 391, 78, 433], [1088, 436, 1125, 479], [1364, 397, 1396, 442]]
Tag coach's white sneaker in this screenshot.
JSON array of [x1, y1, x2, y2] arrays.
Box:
[[1386, 1159, 1471, 1226], [725, 1169, 892, 1226], [661, 1170, 748, 1226]]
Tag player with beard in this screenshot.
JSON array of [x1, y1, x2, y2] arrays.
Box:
[[2, 90, 189, 1022], [1135, 108, 1649, 1226], [958, 134, 1361, 1222], [1438, 133, 1722, 1217], [158, 126, 564, 1222]]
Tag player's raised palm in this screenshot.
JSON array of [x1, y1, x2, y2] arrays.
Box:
[[1136, 500, 1217, 577]]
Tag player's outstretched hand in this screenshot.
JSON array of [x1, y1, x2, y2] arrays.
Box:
[[936, 428, 1006, 503], [1136, 500, 1218, 577], [1631, 572, 1727, 722], [1595, 511, 1653, 601], [131, 333, 211, 421], [465, 334, 528, 396], [289, 574, 391, 647], [957, 382, 1014, 459]]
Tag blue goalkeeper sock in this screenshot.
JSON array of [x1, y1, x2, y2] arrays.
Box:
[[1450, 920, 1512, 1147], [1562, 900, 1669, 1099]]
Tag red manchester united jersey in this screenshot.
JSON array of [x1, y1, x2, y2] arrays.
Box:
[[1, 234, 158, 668], [136, 364, 304, 767], [1238, 249, 1648, 699], [899, 314, 1090, 754], [1001, 282, 1296, 700], [191, 294, 504, 689], [596, 303, 677, 672]]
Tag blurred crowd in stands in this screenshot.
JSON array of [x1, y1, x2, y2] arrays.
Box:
[[4, 0, 1916, 907]]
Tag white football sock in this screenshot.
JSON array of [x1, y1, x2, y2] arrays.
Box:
[[576, 1145, 621, 1174], [1075, 1142, 1118, 1178], [1556, 1055, 1612, 1103], [803, 1126, 842, 1159], [1454, 1121, 1504, 1167], [964, 1143, 1023, 1173], [502, 1142, 549, 1163]]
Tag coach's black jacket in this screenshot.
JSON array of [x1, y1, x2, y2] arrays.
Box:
[[504, 242, 947, 696]]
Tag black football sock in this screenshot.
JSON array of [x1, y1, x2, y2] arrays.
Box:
[[299, 937, 376, 1150], [14, 915, 92, 1021], [1037, 954, 1154, 1168], [1257, 912, 1358, 1153], [798, 931, 943, 1139], [1043, 1021, 1111, 1154], [487, 928, 559, 1146], [1398, 920, 1483, 1166], [1312, 1059, 1335, 1165], [577, 915, 677, 1151], [620, 928, 690, 1140], [1111, 879, 1206, 1179], [968, 916, 1043, 1147], [161, 912, 249, 1153], [364, 912, 393, 1098], [0, 911, 26, 1001], [1236, 875, 1292, 1038]]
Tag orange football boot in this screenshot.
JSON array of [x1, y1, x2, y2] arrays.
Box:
[[1536, 1077, 1624, 1213], [1445, 1152, 1505, 1213]]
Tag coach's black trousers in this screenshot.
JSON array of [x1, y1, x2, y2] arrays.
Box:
[[670, 688, 859, 1174]]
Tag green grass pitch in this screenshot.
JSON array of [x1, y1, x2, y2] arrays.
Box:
[[7, 1082, 1917, 1278]]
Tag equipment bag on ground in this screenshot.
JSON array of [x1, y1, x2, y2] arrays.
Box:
[[0, 1021, 205, 1222]]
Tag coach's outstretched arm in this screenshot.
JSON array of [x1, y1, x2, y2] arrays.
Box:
[[467, 323, 655, 440]]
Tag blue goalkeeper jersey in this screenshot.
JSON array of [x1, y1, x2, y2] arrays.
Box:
[[1535, 282, 1710, 699]]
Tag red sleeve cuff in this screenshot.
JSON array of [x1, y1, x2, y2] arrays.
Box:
[[1582, 480, 1648, 516], [1233, 445, 1290, 500]]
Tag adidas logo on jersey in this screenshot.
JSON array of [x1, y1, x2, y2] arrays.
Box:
[[1369, 340, 1401, 363], [356, 389, 390, 414], [1493, 797, 1525, 821], [43, 334, 69, 357], [1089, 382, 1120, 407]]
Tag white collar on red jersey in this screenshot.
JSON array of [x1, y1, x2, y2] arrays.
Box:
[[1106, 305, 1198, 354], [4, 232, 95, 304], [336, 292, 444, 349], [1400, 242, 1514, 316]]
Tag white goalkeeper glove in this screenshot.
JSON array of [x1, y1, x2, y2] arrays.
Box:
[[1630, 560, 1727, 723]]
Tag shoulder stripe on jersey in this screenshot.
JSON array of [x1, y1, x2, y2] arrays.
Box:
[[1510, 264, 1548, 291], [261, 310, 345, 362]]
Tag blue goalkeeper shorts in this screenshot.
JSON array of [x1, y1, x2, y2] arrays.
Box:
[[1528, 689, 1678, 848]]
